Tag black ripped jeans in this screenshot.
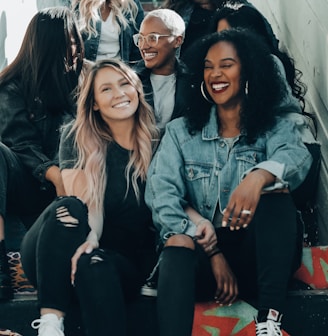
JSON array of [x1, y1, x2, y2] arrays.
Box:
[[21, 196, 143, 335]]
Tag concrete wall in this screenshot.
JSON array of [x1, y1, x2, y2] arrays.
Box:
[[252, 0, 328, 244]]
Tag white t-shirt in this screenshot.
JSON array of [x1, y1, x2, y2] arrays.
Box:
[[150, 73, 176, 131], [96, 11, 120, 60]]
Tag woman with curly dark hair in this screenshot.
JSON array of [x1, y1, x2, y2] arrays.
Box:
[[209, 4, 307, 113], [145, 29, 312, 336], [208, 4, 321, 230]]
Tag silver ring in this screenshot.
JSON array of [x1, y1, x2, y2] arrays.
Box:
[[241, 209, 252, 215]]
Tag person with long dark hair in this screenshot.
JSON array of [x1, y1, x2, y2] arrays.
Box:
[[0, 6, 84, 300], [208, 4, 321, 241], [209, 4, 307, 111], [145, 29, 312, 336]]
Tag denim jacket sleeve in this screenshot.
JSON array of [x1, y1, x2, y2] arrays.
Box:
[[242, 117, 313, 191], [145, 122, 197, 241]]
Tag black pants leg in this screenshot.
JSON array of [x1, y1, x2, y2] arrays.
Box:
[[157, 246, 196, 336], [21, 196, 89, 312], [74, 249, 142, 336], [253, 193, 301, 311], [0, 142, 56, 219], [218, 193, 302, 312]]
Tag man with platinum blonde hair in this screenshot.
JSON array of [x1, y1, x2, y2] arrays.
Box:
[[133, 8, 193, 136]]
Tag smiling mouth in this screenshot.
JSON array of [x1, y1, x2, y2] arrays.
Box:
[[143, 52, 157, 60], [211, 83, 229, 92], [113, 101, 130, 108]]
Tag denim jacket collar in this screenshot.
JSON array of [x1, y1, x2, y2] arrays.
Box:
[[202, 107, 220, 141], [202, 107, 247, 142]]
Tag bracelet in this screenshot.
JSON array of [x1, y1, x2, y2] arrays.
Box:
[[207, 246, 222, 258]]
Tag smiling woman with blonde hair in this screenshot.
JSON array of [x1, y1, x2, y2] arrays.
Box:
[[21, 59, 158, 335]]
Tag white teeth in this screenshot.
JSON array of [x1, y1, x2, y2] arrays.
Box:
[[212, 83, 229, 90], [113, 101, 129, 108], [144, 52, 156, 59]]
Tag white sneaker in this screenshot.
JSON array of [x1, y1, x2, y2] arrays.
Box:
[[140, 281, 158, 296], [255, 309, 283, 336], [31, 313, 64, 336]]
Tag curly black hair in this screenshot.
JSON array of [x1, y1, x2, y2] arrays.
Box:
[[209, 5, 307, 112], [183, 28, 288, 143]]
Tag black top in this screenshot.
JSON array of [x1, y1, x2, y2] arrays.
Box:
[[59, 125, 154, 257], [181, 6, 215, 55], [101, 142, 154, 255]]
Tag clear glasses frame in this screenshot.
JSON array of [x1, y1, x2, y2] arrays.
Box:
[[133, 33, 172, 47]]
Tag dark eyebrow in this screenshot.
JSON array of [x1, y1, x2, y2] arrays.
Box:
[[204, 57, 237, 63]]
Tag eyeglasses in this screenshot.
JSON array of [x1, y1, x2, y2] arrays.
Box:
[[133, 33, 172, 47]]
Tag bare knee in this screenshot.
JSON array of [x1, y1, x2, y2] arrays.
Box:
[[165, 234, 195, 250], [56, 205, 79, 228], [55, 196, 87, 228]]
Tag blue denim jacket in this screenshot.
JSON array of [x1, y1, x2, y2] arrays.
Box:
[[145, 108, 312, 241], [83, 0, 144, 63]]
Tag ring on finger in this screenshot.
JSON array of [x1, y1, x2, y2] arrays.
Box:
[[241, 209, 252, 215]]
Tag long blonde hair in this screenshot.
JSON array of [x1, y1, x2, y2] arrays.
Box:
[[70, 59, 158, 213], [72, 0, 138, 37]]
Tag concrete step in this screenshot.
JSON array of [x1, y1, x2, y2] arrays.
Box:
[[3, 219, 328, 335], [1, 288, 328, 336]]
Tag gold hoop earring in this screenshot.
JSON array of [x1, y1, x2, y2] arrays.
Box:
[[200, 81, 214, 103]]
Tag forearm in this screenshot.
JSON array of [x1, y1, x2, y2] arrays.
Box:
[[45, 165, 66, 196]]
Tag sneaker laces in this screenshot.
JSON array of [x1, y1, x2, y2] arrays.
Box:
[[256, 319, 282, 336], [31, 314, 64, 336]]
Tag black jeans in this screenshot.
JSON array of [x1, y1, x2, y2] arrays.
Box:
[[21, 196, 145, 335], [0, 142, 55, 220], [157, 193, 303, 336]]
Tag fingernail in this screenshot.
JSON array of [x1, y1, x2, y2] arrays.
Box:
[[230, 226, 235, 231], [243, 224, 248, 228], [222, 221, 227, 227], [236, 226, 240, 230]]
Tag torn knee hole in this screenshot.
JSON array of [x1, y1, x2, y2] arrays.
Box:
[[90, 254, 104, 264], [56, 206, 79, 227]]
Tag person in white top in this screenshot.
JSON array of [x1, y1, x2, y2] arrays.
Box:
[[72, 0, 144, 63]]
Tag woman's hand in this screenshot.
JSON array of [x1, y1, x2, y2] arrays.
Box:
[[222, 169, 275, 230], [71, 240, 98, 285], [194, 219, 217, 253], [211, 253, 238, 306]]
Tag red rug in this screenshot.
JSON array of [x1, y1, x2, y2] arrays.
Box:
[[192, 245, 328, 335]]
